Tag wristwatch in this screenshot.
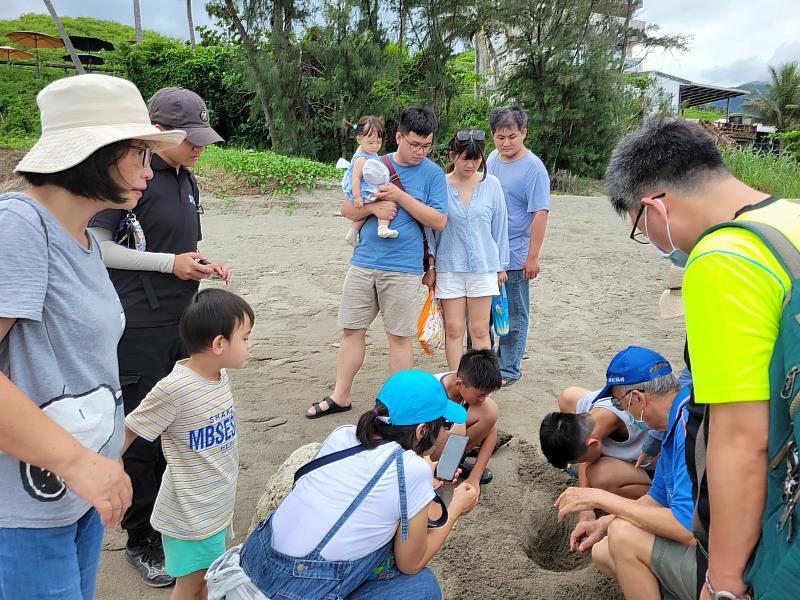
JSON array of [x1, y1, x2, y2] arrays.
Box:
[[704, 571, 753, 600]]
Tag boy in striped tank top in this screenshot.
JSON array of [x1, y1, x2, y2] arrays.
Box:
[[123, 288, 254, 600]]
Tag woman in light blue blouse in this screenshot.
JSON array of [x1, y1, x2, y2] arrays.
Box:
[[425, 129, 509, 371]]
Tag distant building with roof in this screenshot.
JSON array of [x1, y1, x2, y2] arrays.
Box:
[[643, 71, 749, 116]]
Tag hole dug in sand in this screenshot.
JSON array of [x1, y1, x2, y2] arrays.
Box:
[[523, 511, 592, 573]]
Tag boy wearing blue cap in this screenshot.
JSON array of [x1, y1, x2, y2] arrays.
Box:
[[553, 346, 695, 600]]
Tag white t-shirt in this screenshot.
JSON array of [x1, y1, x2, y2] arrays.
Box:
[[270, 425, 435, 560], [575, 390, 647, 464]]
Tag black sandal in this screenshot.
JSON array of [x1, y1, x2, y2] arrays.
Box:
[[305, 396, 352, 419]]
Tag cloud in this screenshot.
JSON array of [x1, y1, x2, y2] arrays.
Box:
[[639, 0, 800, 87], [698, 42, 800, 86]]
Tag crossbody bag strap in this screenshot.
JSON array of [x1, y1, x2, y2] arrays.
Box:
[[380, 155, 432, 270], [381, 154, 404, 192], [293, 439, 388, 485]]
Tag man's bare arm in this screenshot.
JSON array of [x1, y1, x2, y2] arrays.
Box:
[[705, 401, 768, 595]]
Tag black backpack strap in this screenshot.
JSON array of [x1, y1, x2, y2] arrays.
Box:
[[293, 440, 388, 485]]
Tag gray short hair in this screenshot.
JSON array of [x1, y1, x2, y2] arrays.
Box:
[[604, 117, 730, 216], [617, 362, 679, 397], [488, 105, 528, 133]]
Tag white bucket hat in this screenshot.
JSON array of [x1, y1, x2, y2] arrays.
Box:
[[16, 74, 186, 174], [659, 264, 685, 319]]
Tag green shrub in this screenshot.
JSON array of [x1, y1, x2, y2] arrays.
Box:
[[773, 130, 800, 161], [195, 145, 339, 196], [721, 145, 800, 198]]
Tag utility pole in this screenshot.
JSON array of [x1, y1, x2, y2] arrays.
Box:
[[133, 0, 143, 44], [42, 0, 85, 74]]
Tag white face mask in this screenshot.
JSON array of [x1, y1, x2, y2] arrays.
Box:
[[644, 200, 689, 267]]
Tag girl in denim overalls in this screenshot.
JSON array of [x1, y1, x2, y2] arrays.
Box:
[[241, 370, 479, 599]]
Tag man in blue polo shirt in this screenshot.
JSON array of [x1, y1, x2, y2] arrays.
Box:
[[554, 346, 696, 600], [306, 105, 448, 419]]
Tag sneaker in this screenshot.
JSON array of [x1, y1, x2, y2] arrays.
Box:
[[124, 536, 174, 588]]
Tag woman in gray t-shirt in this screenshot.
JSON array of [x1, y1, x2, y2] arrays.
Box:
[[0, 74, 184, 598]]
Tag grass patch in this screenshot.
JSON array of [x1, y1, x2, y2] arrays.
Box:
[[682, 107, 724, 121], [0, 134, 36, 150], [721, 146, 800, 198], [194, 145, 339, 197], [550, 169, 604, 196]]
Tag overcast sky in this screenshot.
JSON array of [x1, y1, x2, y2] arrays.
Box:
[[2, 0, 798, 87]]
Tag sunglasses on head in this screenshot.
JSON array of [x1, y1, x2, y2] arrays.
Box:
[[456, 129, 485, 142]]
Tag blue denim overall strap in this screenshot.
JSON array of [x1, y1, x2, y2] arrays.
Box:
[[311, 445, 408, 556]]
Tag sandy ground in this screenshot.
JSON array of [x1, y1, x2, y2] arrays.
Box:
[[93, 185, 686, 600]]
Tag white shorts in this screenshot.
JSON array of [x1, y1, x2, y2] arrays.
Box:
[[435, 272, 499, 299]]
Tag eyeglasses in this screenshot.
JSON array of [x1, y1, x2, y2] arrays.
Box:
[[400, 134, 433, 153], [610, 390, 639, 411], [443, 420, 455, 431], [456, 129, 486, 142], [129, 144, 153, 168], [629, 192, 665, 245]]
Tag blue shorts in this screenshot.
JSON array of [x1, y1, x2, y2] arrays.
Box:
[[162, 528, 227, 577]]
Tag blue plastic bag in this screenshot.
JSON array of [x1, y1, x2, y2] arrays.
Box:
[[492, 284, 509, 336]]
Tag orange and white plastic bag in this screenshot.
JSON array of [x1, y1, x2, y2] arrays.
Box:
[[417, 289, 444, 355]]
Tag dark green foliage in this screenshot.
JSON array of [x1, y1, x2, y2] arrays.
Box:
[[500, 1, 630, 177], [123, 39, 265, 146], [2, 3, 687, 180]]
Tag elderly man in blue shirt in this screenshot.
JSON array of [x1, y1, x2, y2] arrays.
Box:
[[554, 346, 697, 600]]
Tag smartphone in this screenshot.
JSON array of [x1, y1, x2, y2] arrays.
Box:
[[435, 433, 469, 481]]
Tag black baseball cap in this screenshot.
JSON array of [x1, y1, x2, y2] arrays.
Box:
[[148, 87, 224, 147]]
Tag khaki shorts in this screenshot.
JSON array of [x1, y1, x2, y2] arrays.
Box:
[[650, 535, 698, 600], [337, 265, 420, 337]]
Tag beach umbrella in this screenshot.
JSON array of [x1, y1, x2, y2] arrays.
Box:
[[61, 53, 105, 65], [68, 35, 114, 52], [0, 45, 34, 64], [5, 31, 64, 53], [5, 31, 64, 76]]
